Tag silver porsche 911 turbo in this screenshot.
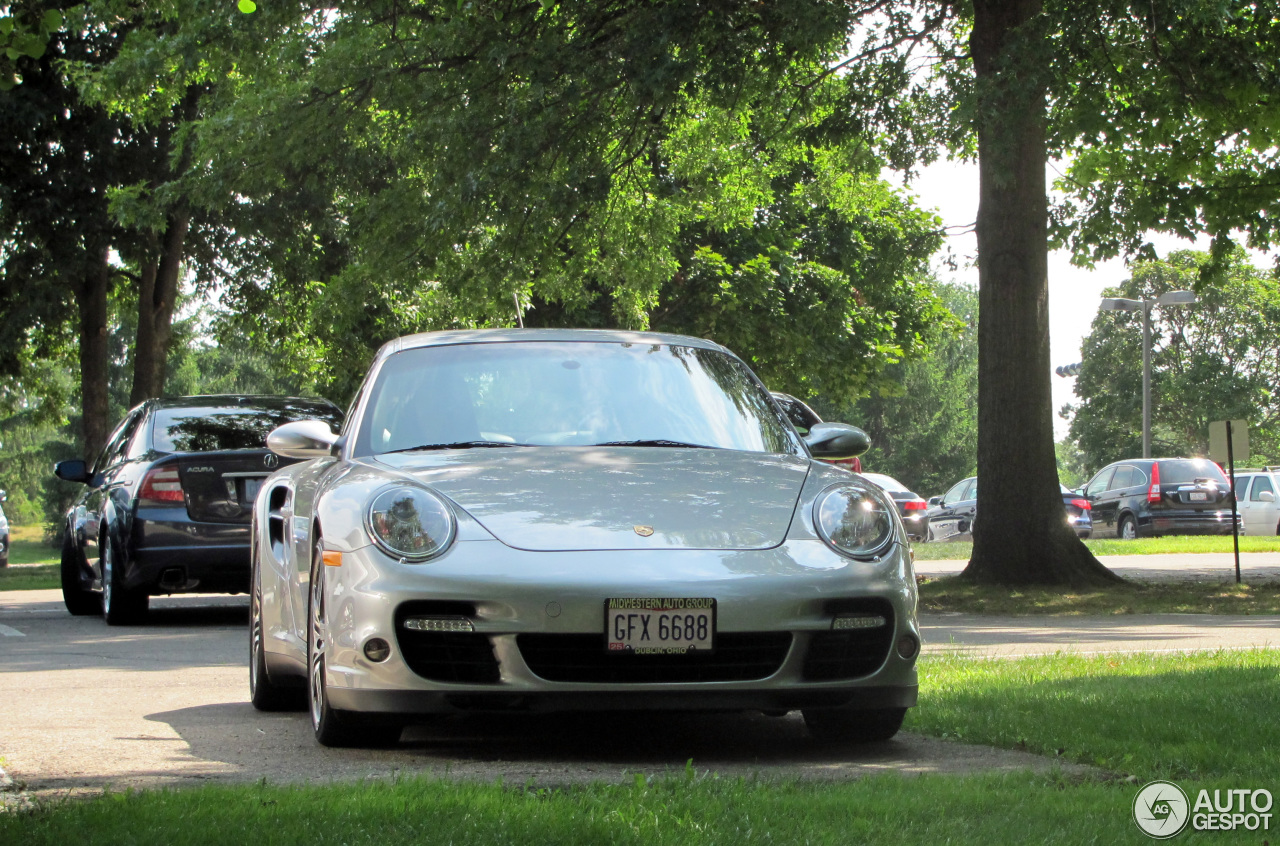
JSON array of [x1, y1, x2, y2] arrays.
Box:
[[250, 329, 920, 747]]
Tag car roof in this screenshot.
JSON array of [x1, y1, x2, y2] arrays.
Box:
[[861, 472, 909, 490], [376, 328, 733, 364], [145, 395, 340, 412]]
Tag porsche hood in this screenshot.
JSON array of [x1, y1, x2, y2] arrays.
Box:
[[373, 447, 812, 552]]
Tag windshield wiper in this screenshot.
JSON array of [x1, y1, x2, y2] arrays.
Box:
[[593, 439, 715, 449], [385, 441, 522, 453]]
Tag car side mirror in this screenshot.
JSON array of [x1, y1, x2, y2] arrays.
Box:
[[1258, 490, 1276, 503], [54, 459, 92, 485], [928, 496, 941, 507], [804, 423, 871, 460], [267, 419, 341, 459]]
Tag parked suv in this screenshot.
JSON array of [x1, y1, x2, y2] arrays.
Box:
[[1079, 457, 1238, 539], [1232, 467, 1280, 536]]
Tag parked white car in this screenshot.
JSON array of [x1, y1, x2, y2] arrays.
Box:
[[1233, 468, 1280, 536]]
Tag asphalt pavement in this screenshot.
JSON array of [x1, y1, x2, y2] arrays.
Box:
[[2, 556, 1278, 801]]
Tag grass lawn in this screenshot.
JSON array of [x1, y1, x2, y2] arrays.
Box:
[[912, 533, 1280, 560], [5, 525, 58, 567], [3, 650, 1276, 844], [0, 526, 60, 591]]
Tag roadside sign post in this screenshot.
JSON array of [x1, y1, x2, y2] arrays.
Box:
[[1209, 419, 1249, 584]]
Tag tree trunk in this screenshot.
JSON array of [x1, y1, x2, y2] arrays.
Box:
[[78, 248, 112, 463], [961, 0, 1121, 586], [130, 211, 189, 405]]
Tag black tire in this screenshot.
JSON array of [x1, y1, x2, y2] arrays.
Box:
[[60, 537, 100, 616], [802, 707, 907, 743], [307, 540, 400, 747], [1118, 514, 1139, 541], [101, 534, 148, 626], [250, 543, 305, 711]]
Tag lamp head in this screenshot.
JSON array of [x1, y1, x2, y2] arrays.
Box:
[[1100, 297, 1142, 312]]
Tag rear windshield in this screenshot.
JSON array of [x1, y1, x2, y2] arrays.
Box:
[[862, 473, 910, 493], [152, 403, 343, 453], [1157, 458, 1228, 485]]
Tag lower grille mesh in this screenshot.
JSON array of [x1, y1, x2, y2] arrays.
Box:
[[518, 632, 792, 683]]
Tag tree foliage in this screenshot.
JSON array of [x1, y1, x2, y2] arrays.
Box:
[[817, 281, 977, 497], [1047, 0, 1280, 265], [1068, 248, 1280, 468], [81, 0, 950, 404]]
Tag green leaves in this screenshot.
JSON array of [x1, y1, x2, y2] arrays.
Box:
[[0, 6, 63, 89]]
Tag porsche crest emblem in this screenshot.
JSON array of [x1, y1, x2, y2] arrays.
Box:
[[633, 525, 654, 537]]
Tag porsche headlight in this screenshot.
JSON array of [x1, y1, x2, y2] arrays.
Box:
[[367, 485, 455, 562], [814, 484, 895, 558]]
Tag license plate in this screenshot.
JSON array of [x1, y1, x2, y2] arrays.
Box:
[[606, 598, 715, 654], [1189, 491, 1208, 502]]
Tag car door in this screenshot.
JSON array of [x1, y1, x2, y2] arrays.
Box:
[[1242, 474, 1278, 535], [78, 409, 146, 582], [1082, 466, 1117, 537], [1101, 464, 1144, 536], [928, 477, 976, 541]]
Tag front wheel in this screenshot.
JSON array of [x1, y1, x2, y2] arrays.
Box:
[[60, 537, 100, 616], [307, 540, 400, 747], [802, 707, 907, 743], [250, 544, 304, 711], [1118, 514, 1138, 540]]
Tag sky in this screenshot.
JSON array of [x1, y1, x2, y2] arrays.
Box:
[[895, 159, 1208, 439]]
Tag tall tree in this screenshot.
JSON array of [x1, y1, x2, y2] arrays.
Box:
[[902, 0, 1280, 585], [961, 0, 1118, 584], [0, 21, 134, 461]]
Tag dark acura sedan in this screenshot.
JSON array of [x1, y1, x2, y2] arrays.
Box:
[[55, 395, 343, 624]]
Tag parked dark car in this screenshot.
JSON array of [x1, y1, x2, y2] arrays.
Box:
[[924, 477, 1093, 542], [1079, 457, 1238, 539], [55, 395, 343, 624], [770, 392, 864, 473], [0, 490, 9, 567], [860, 472, 929, 542]]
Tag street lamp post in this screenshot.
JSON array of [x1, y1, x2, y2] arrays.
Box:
[[1099, 290, 1197, 458]]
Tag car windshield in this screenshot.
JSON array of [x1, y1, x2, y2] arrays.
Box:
[[354, 341, 802, 457], [1157, 458, 1229, 485], [152, 403, 343, 453]]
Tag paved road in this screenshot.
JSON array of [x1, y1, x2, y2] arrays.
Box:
[[0, 588, 1101, 802], [2, 566, 1276, 802]]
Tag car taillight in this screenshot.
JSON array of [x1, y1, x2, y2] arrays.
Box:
[[139, 468, 185, 504], [1071, 498, 1090, 511], [1147, 463, 1162, 503], [902, 500, 928, 511]]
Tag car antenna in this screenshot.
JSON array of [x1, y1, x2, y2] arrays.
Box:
[[513, 292, 524, 329]]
